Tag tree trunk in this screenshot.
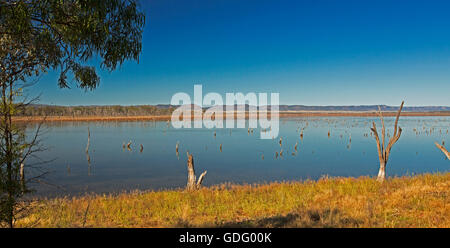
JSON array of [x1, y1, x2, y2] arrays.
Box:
[[186, 153, 206, 190], [371, 102, 404, 183], [377, 161, 386, 182], [186, 153, 196, 190], [2, 83, 13, 228], [85, 127, 90, 154], [435, 142, 450, 160], [197, 171, 207, 189], [20, 163, 25, 188]]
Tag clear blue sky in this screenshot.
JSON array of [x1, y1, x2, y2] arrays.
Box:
[[31, 0, 450, 106]]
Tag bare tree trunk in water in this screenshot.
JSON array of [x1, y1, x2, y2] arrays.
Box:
[[186, 153, 196, 190], [370, 101, 404, 182], [186, 153, 207, 190], [86, 127, 90, 154]]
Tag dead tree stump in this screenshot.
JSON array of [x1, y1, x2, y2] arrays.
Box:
[[186, 152, 207, 190], [85, 127, 90, 154], [86, 127, 92, 175]]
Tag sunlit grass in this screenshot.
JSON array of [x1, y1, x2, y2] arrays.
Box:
[[17, 173, 449, 228]]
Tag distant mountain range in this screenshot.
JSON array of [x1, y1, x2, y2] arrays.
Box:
[[21, 104, 450, 117], [32, 103, 450, 112], [156, 104, 450, 112], [279, 105, 450, 112]]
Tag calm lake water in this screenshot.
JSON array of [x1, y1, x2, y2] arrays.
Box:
[[25, 116, 449, 197]]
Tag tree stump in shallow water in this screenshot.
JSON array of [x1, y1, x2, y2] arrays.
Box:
[[85, 127, 90, 154], [186, 153, 207, 191]]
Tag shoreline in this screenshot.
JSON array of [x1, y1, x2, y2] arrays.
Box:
[[12, 111, 450, 122]]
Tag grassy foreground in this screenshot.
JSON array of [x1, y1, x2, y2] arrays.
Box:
[[17, 173, 449, 228]]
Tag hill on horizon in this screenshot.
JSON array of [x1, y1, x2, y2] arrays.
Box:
[[20, 104, 450, 117]]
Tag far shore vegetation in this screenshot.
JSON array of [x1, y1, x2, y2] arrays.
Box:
[[20, 105, 175, 117], [16, 173, 449, 228], [12, 104, 450, 123]]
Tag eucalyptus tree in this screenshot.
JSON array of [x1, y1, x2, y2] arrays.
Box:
[[0, 0, 145, 227]]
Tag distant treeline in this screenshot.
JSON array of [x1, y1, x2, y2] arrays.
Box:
[[278, 105, 450, 112], [17, 104, 450, 117], [19, 105, 175, 117]]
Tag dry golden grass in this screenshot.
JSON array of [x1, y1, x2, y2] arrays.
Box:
[[16, 173, 449, 228]]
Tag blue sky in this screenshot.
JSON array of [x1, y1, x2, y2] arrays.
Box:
[[31, 0, 450, 106]]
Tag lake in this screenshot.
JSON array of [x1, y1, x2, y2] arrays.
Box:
[[25, 116, 449, 197]]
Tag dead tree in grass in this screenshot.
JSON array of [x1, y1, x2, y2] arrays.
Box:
[[186, 152, 207, 190], [435, 142, 450, 160], [370, 101, 404, 182]]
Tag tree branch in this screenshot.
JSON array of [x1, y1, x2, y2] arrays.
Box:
[[435, 142, 450, 160]]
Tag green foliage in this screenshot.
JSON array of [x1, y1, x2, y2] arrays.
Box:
[[0, 0, 145, 90], [0, 94, 32, 227], [0, 0, 146, 227]]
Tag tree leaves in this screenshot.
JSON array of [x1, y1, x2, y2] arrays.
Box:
[[0, 1, 145, 226], [1, 0, 145, 90]]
